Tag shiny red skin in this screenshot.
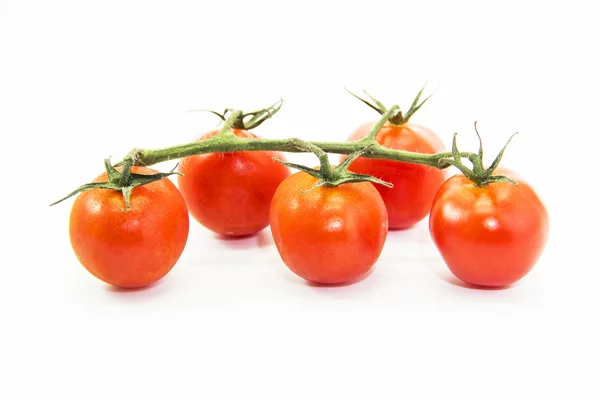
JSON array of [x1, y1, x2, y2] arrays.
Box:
[[177, 129, 290, 236], [429, 170, 549, 287], [343, 122, 446, 229], [269, 171, 388, 284], [69, 167, 189, 288]]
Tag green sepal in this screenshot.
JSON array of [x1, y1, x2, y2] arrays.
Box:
[[272, 140, 393, 192], [450, 133, 479, 183], [469, 122, 486, 175], [272, 159, 323, 181], [50, 158, 181, 211], [105, 157, 121, 181], [400, 82, 434, 123], [484, 132, 518, 179], [440, 126, 519, 188], [347, 83, 434, 126], [486, 175, 519, 186], [239, 98, 284, 130], [322, 173, 393, 189], [345, 87, 386, 115], [192, 99, 284, 132]]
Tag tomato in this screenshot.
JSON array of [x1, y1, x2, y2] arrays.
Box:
[[69, 167, 189, 288], [429, 169, 549, 287], [269, 170, 388, 284], [343, 122, 446, 229], [178, 129, 290, 236]]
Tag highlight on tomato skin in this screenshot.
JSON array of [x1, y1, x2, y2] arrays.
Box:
[[429, 169, 549, 288], [269, 170, 389, 285], [69, 166, 190, 289], [177, 128, 291, 237]]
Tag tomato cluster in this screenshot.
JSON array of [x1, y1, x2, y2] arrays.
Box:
[[63, 95, 549, 290]]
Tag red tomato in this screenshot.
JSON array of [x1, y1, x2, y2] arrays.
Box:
[[429, 170, 549, 287], [343, 122, 446, 229], [69, 167, 189, 288], [178, 129, 290, 236], [269, 170, 388, 284]]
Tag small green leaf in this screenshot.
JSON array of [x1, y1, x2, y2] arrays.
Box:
[[451, 133, 461, 162], [449, 132, 484, 182], [345, 87, 385, 115], [104, 158, 120, 181], [121, 186, 133, 211], [243, 98, 284, 130], [403, 82, 434, 122], [474, 121, 484, 161], [332, 172, 393, 188], [50, 160, 181, 210], [272, 158, 323, 180], [444, 158, 479, 184], [486, 175, 519, 186], [120, 157, 134, 185], [362, 89, 388, 113], [50, 181, 120, 206], [485, 132, 518, 177], [275, 141, 393, 190]]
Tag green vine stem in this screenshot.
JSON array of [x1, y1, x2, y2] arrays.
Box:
[[52, 101, 486, 208], [273, 140, 393, 191], [345, 83, 434, 126], [188, 99, 284, 131], [130, 104, 465, 169]]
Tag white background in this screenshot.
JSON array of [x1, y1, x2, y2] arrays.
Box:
[[1, 0, 599, 399]]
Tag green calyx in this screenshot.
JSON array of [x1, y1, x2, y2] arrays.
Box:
[[444, 122, 518, 187], [274, 139, 393, 192], [201, 98, 283, 131], [346, 83, 433, 126], [50, 157, 180, 211]]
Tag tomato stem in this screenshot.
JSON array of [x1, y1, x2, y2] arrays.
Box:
[[135, 129, 462, 170], [273, 139, 393, 190], [54, 99, 497, 204], [364, 105, 399, 140], [186, 99, 283, 131], [218, 109, 242, 136], [50, 159, 181, 210], [126, 100, 473, 171], [448, 127, 519, 187], [346, 83, 434, 126], [273, 110, 408, 189]]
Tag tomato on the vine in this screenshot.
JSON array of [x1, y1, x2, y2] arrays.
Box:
[[344, 122, 446, 229], [69, 166, 189, 288], [178, 128, 290, 236], [269, 169, 388, 284], [343, 88, 446, 229], [429, 128, 549, 288]]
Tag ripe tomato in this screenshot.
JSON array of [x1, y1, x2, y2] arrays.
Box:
[[429, 169, 549, 287], [178, 129, 290, 236], [269, 170, 388, 284], [69, 167, 189, 288], [343, 122, 446, 229]]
